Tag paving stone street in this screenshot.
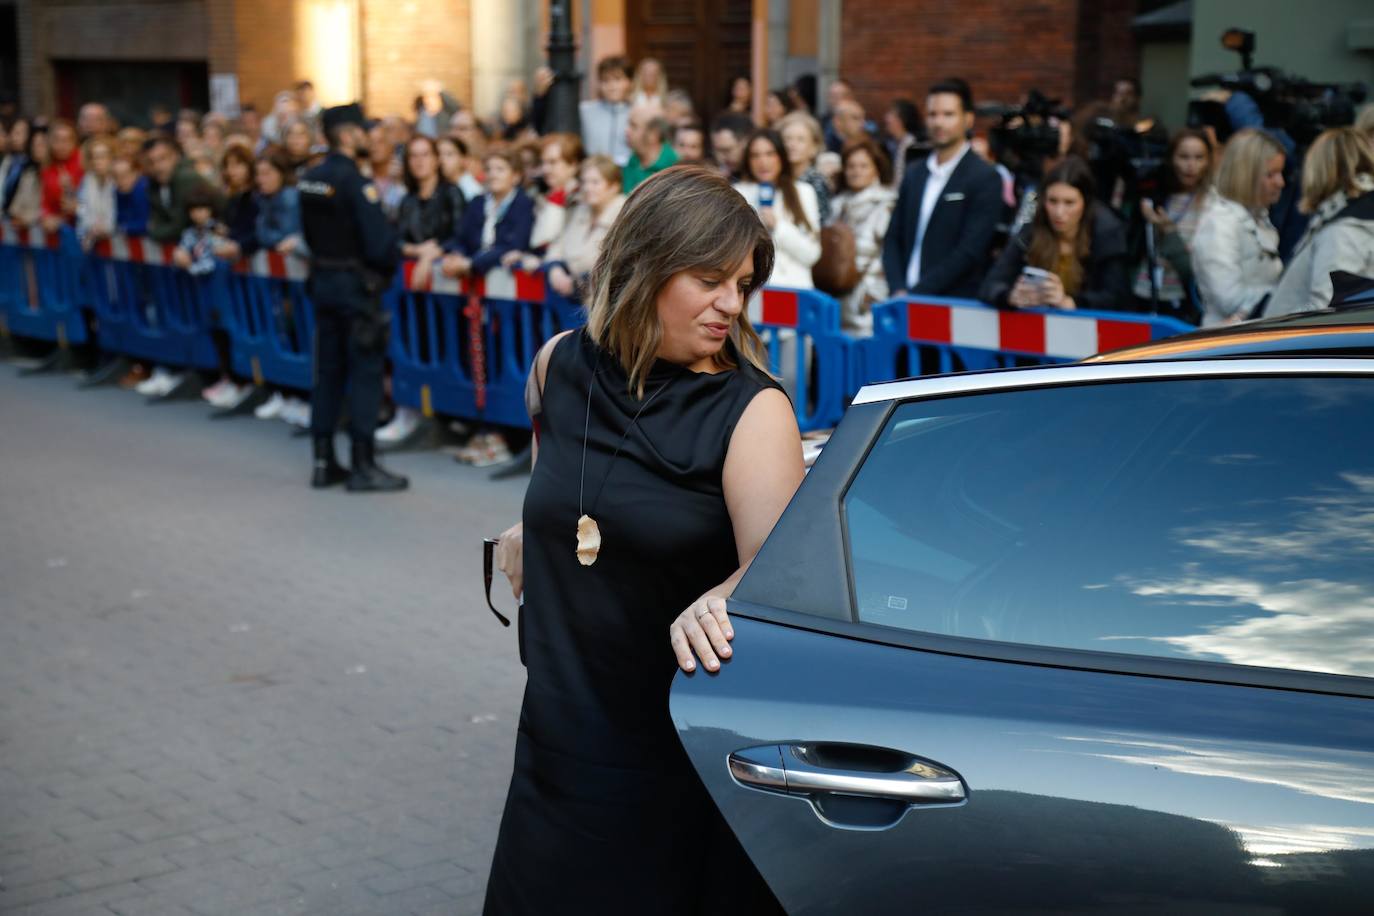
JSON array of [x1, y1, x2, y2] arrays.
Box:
[[0, 369, 531, 915]]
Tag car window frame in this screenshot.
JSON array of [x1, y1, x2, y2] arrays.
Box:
[[735, 358, 1374, 701]]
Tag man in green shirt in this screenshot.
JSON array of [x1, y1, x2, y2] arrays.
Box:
[[621, 103, 679, 193]]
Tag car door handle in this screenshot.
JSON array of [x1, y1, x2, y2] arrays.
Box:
[[729, 743, 966, 804]]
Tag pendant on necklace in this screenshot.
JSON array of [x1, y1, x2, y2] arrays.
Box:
[[576, 514, 602, 566]]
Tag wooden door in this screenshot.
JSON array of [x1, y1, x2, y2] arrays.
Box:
[[626, 0, 752, 125]]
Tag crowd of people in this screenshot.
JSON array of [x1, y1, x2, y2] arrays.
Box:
[[3, 62, 1373, 442]]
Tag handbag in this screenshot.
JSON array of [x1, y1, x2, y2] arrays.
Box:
[[813, 222, 861, 295]]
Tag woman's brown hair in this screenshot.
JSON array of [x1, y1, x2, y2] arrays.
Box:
[[586, 164, 775, 397], [482, 147, 524, 177], [257, 146, 296, 186], [740, 128, 813, 233], [402, 134, 441, 193], [1025, 156, 1096, 296], [580, 154, 622, 189], [1161, 127, 1214, 199], [540, 132, 584, 165], [838, 137, 893, 191], [220, 143, 256, 193], [1299, 126, 1374, 214]]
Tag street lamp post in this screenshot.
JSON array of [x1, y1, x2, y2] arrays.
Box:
[[545, 1, 581, 134]]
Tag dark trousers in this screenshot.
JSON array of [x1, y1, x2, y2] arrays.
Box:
[[310, 304, 386, 442]]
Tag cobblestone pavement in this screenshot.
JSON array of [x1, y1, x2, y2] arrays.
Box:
[[0, 369, 531, 915]]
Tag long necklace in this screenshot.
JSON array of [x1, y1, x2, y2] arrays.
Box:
[[576, 360, 681, 566]]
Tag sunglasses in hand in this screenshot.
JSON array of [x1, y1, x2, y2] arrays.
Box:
[[482, 537, 512, 627]]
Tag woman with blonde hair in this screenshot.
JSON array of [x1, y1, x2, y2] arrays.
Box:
[[1266, 127, 1374, 315], [521, 154, 625, 297], [777, 110, 832, 223], [632, 56, 669, 109], [486, 164, 799, 914], [1191, 128, 1286, 325]]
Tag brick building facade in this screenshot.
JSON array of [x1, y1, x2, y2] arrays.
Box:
[[838, 0, 1141, 116], [4, 0, 1144, 127]]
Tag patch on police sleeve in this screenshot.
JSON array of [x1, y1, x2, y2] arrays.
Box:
[[362, 183, 379, 204]]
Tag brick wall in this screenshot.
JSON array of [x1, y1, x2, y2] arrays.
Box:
[[839, 0, 1140, 120], [360, 0, 471, 119], [232, 0, 298, 114]]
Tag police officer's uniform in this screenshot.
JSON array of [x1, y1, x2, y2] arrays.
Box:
[[299, 103, 407, 492]]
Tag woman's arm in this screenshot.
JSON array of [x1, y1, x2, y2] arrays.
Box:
[[771, 183, 822, 268], [494, 329, 576, 599], [978, 235, 1026, 307], [668, 387, 804, 673]]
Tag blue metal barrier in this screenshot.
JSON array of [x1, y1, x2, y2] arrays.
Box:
[[750, 287, 850, 431], [221, 252, 314, 391], [857, 295, 1195, 389], [0, 222, 91, 347], [87, 235, 220, 370], [387, 263, 581, 428]]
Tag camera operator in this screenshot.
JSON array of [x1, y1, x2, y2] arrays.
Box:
[[1130, 128, 1215, 323]]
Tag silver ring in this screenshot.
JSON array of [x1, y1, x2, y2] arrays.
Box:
[[695, 607, 712, 621]]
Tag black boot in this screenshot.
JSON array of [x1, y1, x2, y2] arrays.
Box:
[[347, 439, 409, 492], [311, 436, 349, 488]]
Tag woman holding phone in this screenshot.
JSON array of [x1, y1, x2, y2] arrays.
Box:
[[732, 128, 821, 288], [979, 156, 1130, 312]]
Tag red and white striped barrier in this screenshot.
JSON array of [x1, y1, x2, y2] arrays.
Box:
[[0, 221, 62, 250], [748, 288, 801, 328], [903, 299, 1153, 359], [232, 249, 310, 281], [400, 261, 547, 303], [91, 234, 178, 265]]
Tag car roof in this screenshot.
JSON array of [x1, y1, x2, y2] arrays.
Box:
[[1089, 305, 1374, 362]]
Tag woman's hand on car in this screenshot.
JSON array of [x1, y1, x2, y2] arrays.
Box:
[[669, 595, 734, 673]]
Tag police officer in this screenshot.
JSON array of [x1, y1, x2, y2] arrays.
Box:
[[299, 103, 408, 492]]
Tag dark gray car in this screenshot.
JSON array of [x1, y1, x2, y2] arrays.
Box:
[[671, 328, 1374, 914]]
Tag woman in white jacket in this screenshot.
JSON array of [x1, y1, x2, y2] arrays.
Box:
[[1192, 128, 1286, 326], [1267, 127, 1374, 316], [733, 128, 821, 289], [829, 137, 896, 333]]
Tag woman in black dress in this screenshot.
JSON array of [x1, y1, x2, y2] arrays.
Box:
[[487, 165, 805, 914]]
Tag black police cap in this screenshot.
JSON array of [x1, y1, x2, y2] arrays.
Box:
[[321, 103, 366, 132]]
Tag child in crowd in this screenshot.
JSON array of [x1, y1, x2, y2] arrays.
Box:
[[112, 156, 149, 236], [76, 136, 117, 249], [172, 187, 221, 276]]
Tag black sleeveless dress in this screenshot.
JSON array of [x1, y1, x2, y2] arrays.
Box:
[[483, 329, 784, 915]]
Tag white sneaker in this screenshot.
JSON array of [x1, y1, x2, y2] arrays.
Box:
[[219, 383, 255, 410], [156, 372, 185, 397], [135, 367, 169, 396], [281, 397, 311, 428], [376, 407, 422, 444], [202, 378, 231, 404], [255, 391, 286, 420]]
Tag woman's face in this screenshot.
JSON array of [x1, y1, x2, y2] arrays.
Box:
[[9, 120, 29, 152], [764, 94, 787, 125], [485, 158, 517, 196], [89, 143, 113, 178], [255, 159, 284, 195], [581, 164, 611, 208], [437, 140, 464, 181], [1259, 152, 1286, 206], [780, 124, 815, 171], [542, 143, 577, 190], [1172, 137, 1209, 191], [732, 77, 751, 104], [113, 159, 138, 194], [51, 125, 77, 161], [224, 156, 250, 190], [175, 120, 198, 147], [1044, 182, 1085, 238], [30, 132, 50, 166], [844, 149, 878, 191], [655, 257, 755, 371], [640, 60, 663, 91], [883, 109, 905, 140], [500, 97, 524, 127], [748, 139, 783, 184], [407, 138, 437, 183], [285, 122, 311, 157]]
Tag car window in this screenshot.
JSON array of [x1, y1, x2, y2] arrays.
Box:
[[844, 377, 1374, 679]]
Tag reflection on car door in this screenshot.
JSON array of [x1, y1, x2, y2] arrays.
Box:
[[671, 366, 1374, 915]]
